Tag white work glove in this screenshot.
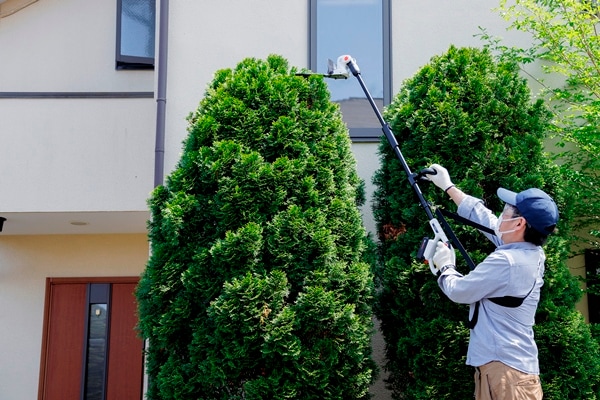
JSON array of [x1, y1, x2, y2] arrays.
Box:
[[426, 164, 454, 192], [433, 241, 456, 273]]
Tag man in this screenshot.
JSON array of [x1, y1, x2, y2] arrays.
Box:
[[426, 164, 559, 400]]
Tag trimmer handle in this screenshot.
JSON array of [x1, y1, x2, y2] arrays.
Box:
[[414, 167, 437, 181], [416, 218, 451, 275]]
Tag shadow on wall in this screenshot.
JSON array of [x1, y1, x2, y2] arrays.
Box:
[[370, 317, 392, 399]]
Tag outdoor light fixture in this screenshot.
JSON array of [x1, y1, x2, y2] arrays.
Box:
[[70, 220, 89, 226]]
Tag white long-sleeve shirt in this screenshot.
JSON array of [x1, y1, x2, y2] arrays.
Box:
[[437, 195, 545, 374]]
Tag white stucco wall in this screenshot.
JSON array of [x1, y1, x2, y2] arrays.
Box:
[[162, 0, 309, 177], [0, 99, 155, 212], [391, 0, 530, 85], [352, 142, 380, 237], [0, 234, 148, 400], [0, 0, 152, 92], [0, 0, 155, 214]]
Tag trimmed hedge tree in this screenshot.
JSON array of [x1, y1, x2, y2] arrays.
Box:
[[136, 55, 376, 399], [373, 46, 600, 399]]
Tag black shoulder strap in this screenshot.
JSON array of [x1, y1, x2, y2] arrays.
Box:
[[467, 280, 537, 329], [437, 207, 543, 329], [467, 302, 481, 329], [489, 296, 526, 307], [438, 208, 495, 235]]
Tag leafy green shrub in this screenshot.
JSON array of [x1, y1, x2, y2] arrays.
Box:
[[136, 55, 376, 399], [489, 0, 600, 250], [373, 46, 600, 399]]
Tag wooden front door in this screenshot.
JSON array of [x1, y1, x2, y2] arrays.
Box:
[[38, 277, 144, 400]]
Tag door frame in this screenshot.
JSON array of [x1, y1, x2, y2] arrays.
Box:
[[37, 276, 142, 400]]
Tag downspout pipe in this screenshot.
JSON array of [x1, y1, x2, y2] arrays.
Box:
[[154, 0, 169, 188], [147, 2, 170, 393]]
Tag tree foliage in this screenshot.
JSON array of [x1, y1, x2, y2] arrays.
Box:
[[373, 45, 600, 399], [481, 0, 600, 249], [136, 55, 376, 400]]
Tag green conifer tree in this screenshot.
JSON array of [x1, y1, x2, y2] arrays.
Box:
[[136, 55, 376, 400], [373, 46, 600, 399]]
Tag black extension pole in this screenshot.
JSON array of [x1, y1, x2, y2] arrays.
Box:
[[345, 58, 435, 221], [342, 56, 477, 271]]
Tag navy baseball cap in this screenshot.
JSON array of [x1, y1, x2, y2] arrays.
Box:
[[497, 187, 559, 235]]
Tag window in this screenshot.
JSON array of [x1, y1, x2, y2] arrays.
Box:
[[310, 0, 392, 142], [83, 284, 110, 400], [116, 0, 156, 69]]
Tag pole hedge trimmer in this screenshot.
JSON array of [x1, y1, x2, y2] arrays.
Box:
[[327, 55, 482, 274]]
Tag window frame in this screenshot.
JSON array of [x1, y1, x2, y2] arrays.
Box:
[[116, 0, 156, 70], [309, 0, 392, 142]]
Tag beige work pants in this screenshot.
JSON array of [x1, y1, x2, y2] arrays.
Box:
[[474, 361, 543, 400]]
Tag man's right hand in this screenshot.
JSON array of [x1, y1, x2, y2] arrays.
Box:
[[433, 241, 456, 270], [426, 164, 454, 192]]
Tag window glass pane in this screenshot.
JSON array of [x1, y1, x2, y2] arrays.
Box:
[[316, 0, 383, 130], [85, 303, 108, 400], [119, 0, 156, 59]]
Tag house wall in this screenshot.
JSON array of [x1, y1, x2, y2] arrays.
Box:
[[391, 0, 530, 85], [0, 98, 155, 212], [352, 142, 380, 237], [162, 0, 310, 177], [0, 0, 155, 213], [0, 0, 151, 91], [0, 234, 148, 400], [0, 1, 153, 398]]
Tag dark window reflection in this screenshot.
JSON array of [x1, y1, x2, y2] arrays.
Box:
[[85, 303, 108, 400]]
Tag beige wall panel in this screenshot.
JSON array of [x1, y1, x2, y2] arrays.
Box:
[[0, 98, 155, 212], [0, 0, 153, 92], [163, 0, 309, 176], [352, 142, 380, 237], [391, 0, 531, 88]]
